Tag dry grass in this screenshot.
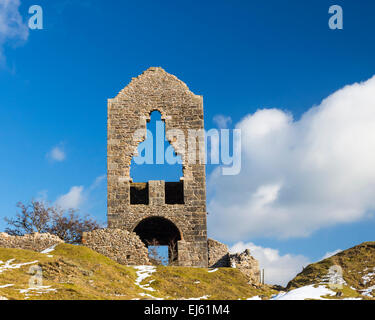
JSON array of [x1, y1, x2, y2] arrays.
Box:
[[287, 242, 375, 300], [0, 244, 275, 300]]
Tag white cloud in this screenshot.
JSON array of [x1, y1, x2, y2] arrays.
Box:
[[321, 249, 342, 261], [89, 175, 106, 191], [213, 114, 232, 129], [230, 241, 310, 286], [208, 75, 375, 240], [54, 175, 105, 211], [0, 0, 29, 64], [48, 146, 66, 162], [55, 186, 84, 210]]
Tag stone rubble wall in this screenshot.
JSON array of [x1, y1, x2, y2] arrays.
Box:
[[230, 249, 261, 284], [0, 232, 63, 252], [82, 228, 150, 266], [207, 238, 230, 268], [207, 238, 261, 284]]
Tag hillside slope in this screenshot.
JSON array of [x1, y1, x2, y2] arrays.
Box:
[[286, 242, 375, 300], [0, 244, 275, 300]]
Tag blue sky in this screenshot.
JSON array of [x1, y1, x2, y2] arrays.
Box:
[[1, 0, 375, 285]]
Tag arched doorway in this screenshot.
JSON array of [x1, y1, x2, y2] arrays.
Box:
[[133, 216, 182, 265]]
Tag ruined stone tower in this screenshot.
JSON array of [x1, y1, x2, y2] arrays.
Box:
[[107, 67, 208, 267]]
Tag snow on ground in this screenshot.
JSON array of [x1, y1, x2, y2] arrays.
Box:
[[19, 286, 57, 300], [19, 286, 57, 294], [0, 259, 39, 274], [133, 266, 157, 291], [40, 245, 57, 254], [208, 268, 218, 273], [359, 285, 375, 297], [0, 259, 57, 299], [0, 296, 8, 300], [247, 296, 262, 300], [271, 285, 336, 300], [362, 268, 375, 285]]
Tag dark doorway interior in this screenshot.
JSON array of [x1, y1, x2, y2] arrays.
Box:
[[134, 216, 181, 265]]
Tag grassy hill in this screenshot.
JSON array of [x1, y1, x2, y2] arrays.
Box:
[[0, 244, 276, 300], [286, 242, 375, 300], [3, 242, 374, 300]]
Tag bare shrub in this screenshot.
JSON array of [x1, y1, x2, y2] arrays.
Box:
[[4, 200, 101, 244], [146, 239, 168, 266]]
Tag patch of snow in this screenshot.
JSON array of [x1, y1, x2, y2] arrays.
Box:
[[0, 284, 14, 289], [194, 281, 200, 284], [208, 268, 218, 273], [362, 272, 375, 285], [41, 245, 57, 254], [138, 292, 164, 300], [247, 296, 262, 300], [0, 259, 39, 274], [360, 285, 375, 297], [19, 286, 57, 295], [271, 285, 336, 300], [133, 266, 157, 292], [0, 296, 8, 300]]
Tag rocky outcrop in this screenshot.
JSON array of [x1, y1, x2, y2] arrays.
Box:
[[0, 232, 63, 252], [82, 228, 150, 266], [230, 249, 261, 284]]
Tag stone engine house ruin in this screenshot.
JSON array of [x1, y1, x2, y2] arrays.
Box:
[[106, 67, 208, 267], [0, 67, 260, 283]]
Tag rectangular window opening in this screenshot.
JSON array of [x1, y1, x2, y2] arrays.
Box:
[[165, 181, 184, 204], [130, 182, 149, 205]]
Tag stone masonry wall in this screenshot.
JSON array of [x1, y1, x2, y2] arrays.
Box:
[[82, 228, 150, 266], [0, 232, 63, 252], [230, 249, 261, 284], [107, 67, 208, 267], [207, 238, 230, 268]]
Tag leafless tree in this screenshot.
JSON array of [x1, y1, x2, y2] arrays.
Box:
[[4, 200, 100, 244], [48, 209, 100, 244], [168, 238, 178, 266], [146, 239, 168, 266], [4, 201, 52, 236]]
